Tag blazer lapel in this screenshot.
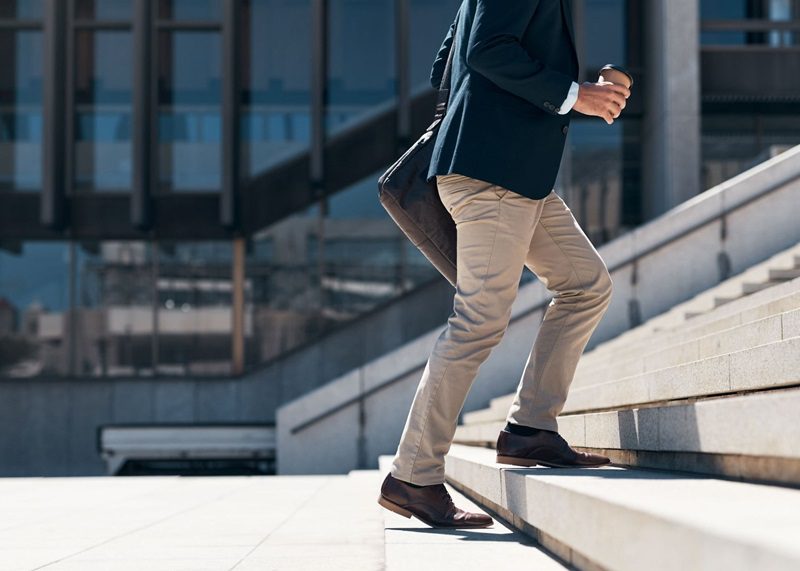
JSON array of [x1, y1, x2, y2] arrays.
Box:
[[561, 0, 579, 66]]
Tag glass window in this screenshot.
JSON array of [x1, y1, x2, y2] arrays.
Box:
[[158, 0, 221, 21], [560, 119, 640, 242], [768, 0, 793, 46], [74, 30, 133, 192], [240, 0, 312, 179], [0, 240, 241, 378], [700, 0, 748, 19], [702, 113, 800, 190], [157, 30, 222, 192], [156, 241, 233, 376], [698, 0, 796, 45], [244, 169, 440, 369], [75, 0, 132, 20], [0, 30, 43, 192], [326, 0, 395, 136], [74, 241, 155, 377], [583, 0, 627, 70], [700, 0, 748, 44], [409, 0, 462, 92], [0, 0, 43, 19], [0, 242, 70, 378]]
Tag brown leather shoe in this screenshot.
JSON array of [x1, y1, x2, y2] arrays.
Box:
[[378, 472, 493, 528], [496, 428, 611, 468]]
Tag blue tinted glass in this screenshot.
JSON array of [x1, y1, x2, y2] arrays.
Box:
[[156, 241, 232, 376], [560, 119, 629, 243], [159, 0, 220, 20], [0, 242, 69, 377], [158, 31, 221, 191], [244, 168, 440, 370], [584, 0, 627, 70], [0, 30, 43, 192], [240, 0, 312, 179], [702, 114, 800, 189], [75, 0, 132, 19], [700, 30, 747, 44], [326, 0, 395, 136], [409, 0, 462, 91], [768, 0, 793, 45], [0, 0, 43, 19], [74, 31, 133, 191], [700, 0, 748, 45], [701, 0, 748, 20], [73, 241, 154, 377]]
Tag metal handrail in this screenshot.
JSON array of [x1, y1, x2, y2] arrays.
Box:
[[289, 150, 800, 435]]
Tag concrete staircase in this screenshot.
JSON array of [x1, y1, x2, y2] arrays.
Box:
[[443, 244, 800, 570], [277, 144, 800, 478]]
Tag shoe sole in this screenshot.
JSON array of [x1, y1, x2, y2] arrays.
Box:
[[377, 494, 493, 529], [495, 454, 538, 467], [496, 454, 609, 468]]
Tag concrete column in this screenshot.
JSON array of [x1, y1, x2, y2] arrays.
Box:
[[642, 0, 701, 220]]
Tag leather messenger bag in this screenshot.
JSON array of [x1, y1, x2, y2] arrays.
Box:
[[377, 14, 459, 287]]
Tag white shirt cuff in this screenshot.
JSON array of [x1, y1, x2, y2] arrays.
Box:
[[557, 81, 580, 115]]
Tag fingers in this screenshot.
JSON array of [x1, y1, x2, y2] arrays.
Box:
[[606, 83, 631, 99], [602, 87, 628, 121], [608, 94, 626, 118], [588, 81, 632, 124]]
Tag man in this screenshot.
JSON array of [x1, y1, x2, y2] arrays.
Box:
[[378, 0, 630, 529]]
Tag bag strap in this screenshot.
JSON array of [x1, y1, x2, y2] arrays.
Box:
[[433, 11, 460, 121]]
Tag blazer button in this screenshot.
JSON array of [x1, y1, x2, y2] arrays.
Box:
[[562, 125, 569, 134], [544, 101, 552, 109]]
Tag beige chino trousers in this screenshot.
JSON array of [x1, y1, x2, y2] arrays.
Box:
[[390, 172, 614, 486]]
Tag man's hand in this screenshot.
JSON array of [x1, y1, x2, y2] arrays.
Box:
[[572, 81, 630, 125]]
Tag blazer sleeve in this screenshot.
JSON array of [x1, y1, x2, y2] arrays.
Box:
[[465, 0, 575, 115], [430, 17, 457, 89]]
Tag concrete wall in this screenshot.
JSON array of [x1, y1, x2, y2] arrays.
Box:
[[277, 144, 800, 476], [0, 376, 269, 476]]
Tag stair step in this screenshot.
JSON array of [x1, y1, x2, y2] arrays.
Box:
[[444, 444, 800, 571], [576, 282, 800, 375], [569, 307, 800, 389], [741, 280, 787, 295], [563, 335, 800, 414], [713, 295, 738, 307], [456, 387, 800, 486], [464, 313, 800, 426], [376, 456, 569, 570], [645, 243, 800, 326], [579, 272, 800, 367], [770, 267, 800, 280]]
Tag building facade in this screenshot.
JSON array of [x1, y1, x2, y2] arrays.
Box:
[[1, 0, 798, 383]]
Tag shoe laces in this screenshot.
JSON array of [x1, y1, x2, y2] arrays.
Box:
[[435, 484, 458, 515]]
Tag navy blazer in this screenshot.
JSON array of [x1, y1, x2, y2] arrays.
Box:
[[426, 0, 580, 200]]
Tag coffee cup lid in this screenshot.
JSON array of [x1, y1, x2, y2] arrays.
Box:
[[599, 63, 634, 87]]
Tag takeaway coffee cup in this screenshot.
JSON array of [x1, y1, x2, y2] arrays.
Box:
[[598, 63, 634, 89]]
